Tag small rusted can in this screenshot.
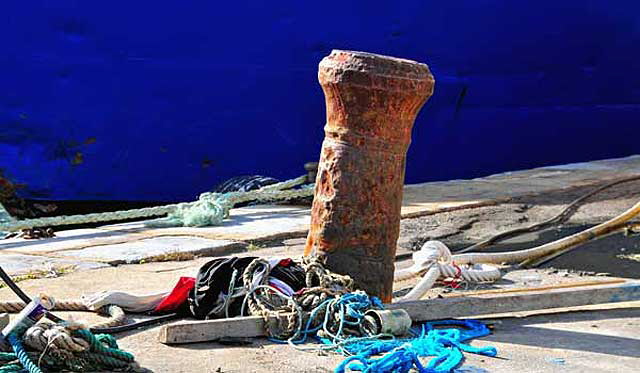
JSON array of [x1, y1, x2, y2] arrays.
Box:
[[304, 50, 435, 302], [364, 309, 412, 336]]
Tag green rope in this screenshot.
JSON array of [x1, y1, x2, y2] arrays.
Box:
[[0, 363, 23, 373], [0, 327, 140, 372], [0, 204, 11, 237], [75, 330, 134, 363], [0, 175, 313, 232]]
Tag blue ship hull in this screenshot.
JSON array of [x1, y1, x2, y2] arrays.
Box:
[[1, 1, 639, 202]]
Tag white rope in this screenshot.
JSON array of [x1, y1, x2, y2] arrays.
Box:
[[395, 241, 502, 301]]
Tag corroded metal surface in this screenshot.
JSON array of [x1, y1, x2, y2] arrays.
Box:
[[304, 50, 435, 302]]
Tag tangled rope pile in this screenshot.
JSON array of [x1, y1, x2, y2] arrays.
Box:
[[239, 257, 497, 372], [0, 321, 141, 373], [0, 175, 314, 232], [241, 257, 370, 344], [332, 320, 497, 373]]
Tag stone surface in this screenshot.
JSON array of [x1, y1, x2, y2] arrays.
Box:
[[0, 254, 108, 276], [1, 155, 640, 277], [0, 166, 639, 371], [57, 236, 240, 264], [0, 228, 132, 253], [0, 257, 638, 372]]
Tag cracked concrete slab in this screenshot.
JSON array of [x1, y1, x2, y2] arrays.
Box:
[[0, 228, 135, 254], [0, 253, 108, 276], [56, 236, 241, 264]]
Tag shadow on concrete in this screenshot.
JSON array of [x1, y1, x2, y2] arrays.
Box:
[[0, 229, 126, 251], [483, 308, 640, 358], [445, 224, 640, 279]]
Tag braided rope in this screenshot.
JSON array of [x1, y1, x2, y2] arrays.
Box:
[[0, 205, 178, 232], [7, 335, 42, 373], [23, 322, 89, 353], [239, 257, 374, 346], [0, 175, 313, 232], [91, 305, 127, 330], [1, 322, 141, 372], [0, 301, 127, 330], [0, 300, 88, 313]]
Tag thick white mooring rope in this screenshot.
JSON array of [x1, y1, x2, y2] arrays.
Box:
[[395, 200, 640, 301]]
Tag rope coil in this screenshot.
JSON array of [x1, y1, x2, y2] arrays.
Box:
[[240, 257, 384, 346], [1, 321, 142, 373]]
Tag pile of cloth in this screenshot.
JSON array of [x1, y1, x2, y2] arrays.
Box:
[[84, 256, 311, 320]]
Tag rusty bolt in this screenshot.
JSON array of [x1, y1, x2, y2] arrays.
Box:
[[304, 50, 435, 302]]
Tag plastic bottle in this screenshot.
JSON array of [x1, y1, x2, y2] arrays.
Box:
[[0, 295, 55, 342]]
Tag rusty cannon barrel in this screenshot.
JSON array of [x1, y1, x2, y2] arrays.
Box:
[[304, 50, 435, 302]]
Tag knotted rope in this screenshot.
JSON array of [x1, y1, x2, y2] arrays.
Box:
[[1, 175, 313, 232], [394, 241, 502, 301], [0, 321, 142, 373], [240, 257, 382, 346], [237, 257, 498, 372]]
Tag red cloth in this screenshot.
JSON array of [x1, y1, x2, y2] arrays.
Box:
[[154, 277, 195, 314]]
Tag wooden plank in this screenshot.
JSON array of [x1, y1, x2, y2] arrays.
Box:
[[158, 315, 266, 345], [442, 278, 625, 298], [391, 280, 640, 322], [158, 280, 640, 344]]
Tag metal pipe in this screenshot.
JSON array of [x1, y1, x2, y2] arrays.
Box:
[[304, 50, 434, 302]]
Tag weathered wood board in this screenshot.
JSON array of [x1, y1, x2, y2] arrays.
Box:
[[158, 279, 640, 344]]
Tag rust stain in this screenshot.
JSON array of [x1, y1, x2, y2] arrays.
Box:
[[304, 50, 435, 302]]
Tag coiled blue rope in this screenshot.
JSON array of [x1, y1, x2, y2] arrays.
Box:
[[332, 320, 497, 373], [267, 292, 496, 373]]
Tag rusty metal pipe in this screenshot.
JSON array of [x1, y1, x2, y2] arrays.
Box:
[[304, 50, 435, 302]]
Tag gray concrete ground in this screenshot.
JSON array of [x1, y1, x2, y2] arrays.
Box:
[[1, 156, 640, 372], [3, 155, 640, 276]]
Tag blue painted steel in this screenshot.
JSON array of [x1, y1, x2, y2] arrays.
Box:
[[1, 1, 639, 201]]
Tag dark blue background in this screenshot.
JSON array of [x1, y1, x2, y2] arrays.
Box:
[[1, 1, 638, 201]]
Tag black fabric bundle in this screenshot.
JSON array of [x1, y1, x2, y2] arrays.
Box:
[[188, 257, 306, 319]]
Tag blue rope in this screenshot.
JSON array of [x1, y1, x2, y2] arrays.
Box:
[[7, 334, 41, 373], [268, 291, 496, 373], [331, 320, 497, 373]]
